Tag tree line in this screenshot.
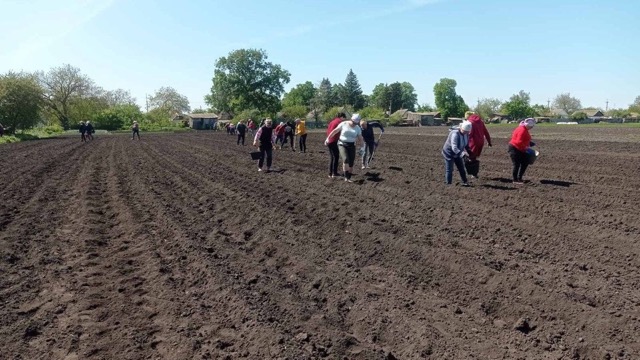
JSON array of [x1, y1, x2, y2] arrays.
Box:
[[206, 48, 640, 125], [3, 48, 640, 134], [0, 65, 192, 134]]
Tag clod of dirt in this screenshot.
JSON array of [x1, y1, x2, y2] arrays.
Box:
[[493, 319, 507, 329], [386, 351, 398, 360], [454, 306, 463, 314], [513, 317, 534, 334], [295, 332, 309, 342]]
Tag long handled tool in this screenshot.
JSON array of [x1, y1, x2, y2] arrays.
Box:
[[367, 131, 384, 165]]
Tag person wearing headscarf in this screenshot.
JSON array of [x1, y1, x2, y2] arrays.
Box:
[[508, 118, 536, 184], [325, 114, 364, 182], [466, 113, 492, 160], [85, 121, 94, 140], [442, 120, 472, 186]]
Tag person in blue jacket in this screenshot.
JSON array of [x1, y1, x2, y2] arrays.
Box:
[[359, 120, 384, 169], [442, 120, 472, 186]]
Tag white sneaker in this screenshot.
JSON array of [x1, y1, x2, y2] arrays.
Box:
[[258, 168, 262, 172]]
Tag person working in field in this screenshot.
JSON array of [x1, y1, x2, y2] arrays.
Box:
[[132, 121, 140, 140], [253, 118, 276, 172], [85, 121, 95, 140], [465, 111, 492, 178], [325, 113, 365, 183], [79, 121, 87, 142], [359, 119, 384, 169], [283, 120, 295, 151], [0, 123, 4, 137], [325, 112, 347, 178], [295, 118, 307, 153], [274, 121, 286, 149], [509, 118, 536, 185], [236, 120, 247, 146], [442, 120, 472, 187]]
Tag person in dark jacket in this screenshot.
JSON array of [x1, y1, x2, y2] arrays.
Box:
[[253, 118, 276, 172], [283, 120, 295, 151], [236, 120, 247, 145], [442, 120, 472, 186], [131, 121, 140, 140], [0, 123, 4, 137], [359, 120, 384, 169], [79, 122, 87, 142], [85, 121, 95, 140]]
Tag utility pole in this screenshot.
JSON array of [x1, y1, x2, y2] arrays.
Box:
[[605, 99, 609, 111], [547, 98, 550, 110]]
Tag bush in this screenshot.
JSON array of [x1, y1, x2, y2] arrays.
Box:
[[94, 104, 144, 130], [234, 109, 264, 124], [359, 106, 387, 121], [571, 111, 588, 121], [279, 105, 307, 121]]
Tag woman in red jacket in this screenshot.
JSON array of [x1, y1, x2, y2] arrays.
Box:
[[508, 118, 536, 184], [467, 113, 492, 160]]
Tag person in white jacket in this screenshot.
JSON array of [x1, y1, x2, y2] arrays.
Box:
[[325, 114, 365, 182]]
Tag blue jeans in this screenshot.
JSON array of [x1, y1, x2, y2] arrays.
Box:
[[444, 157, 467, 184]]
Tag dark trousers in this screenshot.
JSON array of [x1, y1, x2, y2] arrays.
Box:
[[328, 142, 340, 176], [284, 133, 294, 149], [298, 134, 307, 152], [275, 134, 284, 147], [362, 141, 375, 166], [259, 145, 273, 169], [237, 133, 245, 145], [132, 129, 140, 140], [444, 156, 467, 184], [508, 144, 529, 181]]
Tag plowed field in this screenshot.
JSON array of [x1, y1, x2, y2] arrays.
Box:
[[1, 126, 639, 359]]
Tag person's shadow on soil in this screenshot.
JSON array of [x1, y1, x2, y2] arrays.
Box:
[[540, 179, 576, 187], [363, 172, 384, 183], [490, 177, 515, 184], [482, 184, 516, 191]]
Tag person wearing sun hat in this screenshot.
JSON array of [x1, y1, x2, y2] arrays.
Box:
[[442, 120, 472, 186], [325, 113, 364, 182], [508, 118, 537, 184]]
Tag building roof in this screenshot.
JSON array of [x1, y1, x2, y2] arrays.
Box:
[[189, 113, 219, 119], [412, 111, 441, 116], [575, 109, 604, 117]]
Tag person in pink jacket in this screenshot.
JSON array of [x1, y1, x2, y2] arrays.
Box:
[[467, 113, 492, 161]]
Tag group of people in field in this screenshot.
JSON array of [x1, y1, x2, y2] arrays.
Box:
[[78, 120, 140, 142], [247, 110, 537, 185]]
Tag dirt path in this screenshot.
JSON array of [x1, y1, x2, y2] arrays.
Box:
[[1, 129, 639, 359]]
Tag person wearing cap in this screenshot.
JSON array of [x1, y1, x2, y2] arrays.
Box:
[[274, 121, 286, 149], [85, 121, 95, 140], [509, 118, 537, 184], [442, 120, 472, 186], [325, 114, 364, 182], [131, 120, 140, 140], [325, 112, 348, 178], [359, 119, 384, 169], [295, 118, 308, 153], [253, 118, 276, 172], [236, 120, 247, 145]]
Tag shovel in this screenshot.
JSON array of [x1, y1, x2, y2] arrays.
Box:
[[368, 132, 384, 165]]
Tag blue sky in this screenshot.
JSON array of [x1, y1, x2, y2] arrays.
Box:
[[1, 0, 638, 111]]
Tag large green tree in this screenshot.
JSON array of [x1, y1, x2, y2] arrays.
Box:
[[311, 78, 336, 114], [0, 71, 43, 134], [39, 64, 94, 129], [148, 86, 190, 116], [93, 104, 143, 130], [552, 93, 582, 117], [433, 78, 468, 120], [400, 82, 418, 111], [282, 81, 316, 108], [629, 95, 640, 113], [502, 90, 536, 120], [369, 83, 390, 110], [474, 98, 502, 121], [206, 48, 291, 116]]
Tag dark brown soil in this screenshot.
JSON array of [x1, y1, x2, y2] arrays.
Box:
[[1, 127, 639, 359]]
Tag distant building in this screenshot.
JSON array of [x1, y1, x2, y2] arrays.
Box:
[[188, 113, 218, 130], [574, 109, 605, 119]]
